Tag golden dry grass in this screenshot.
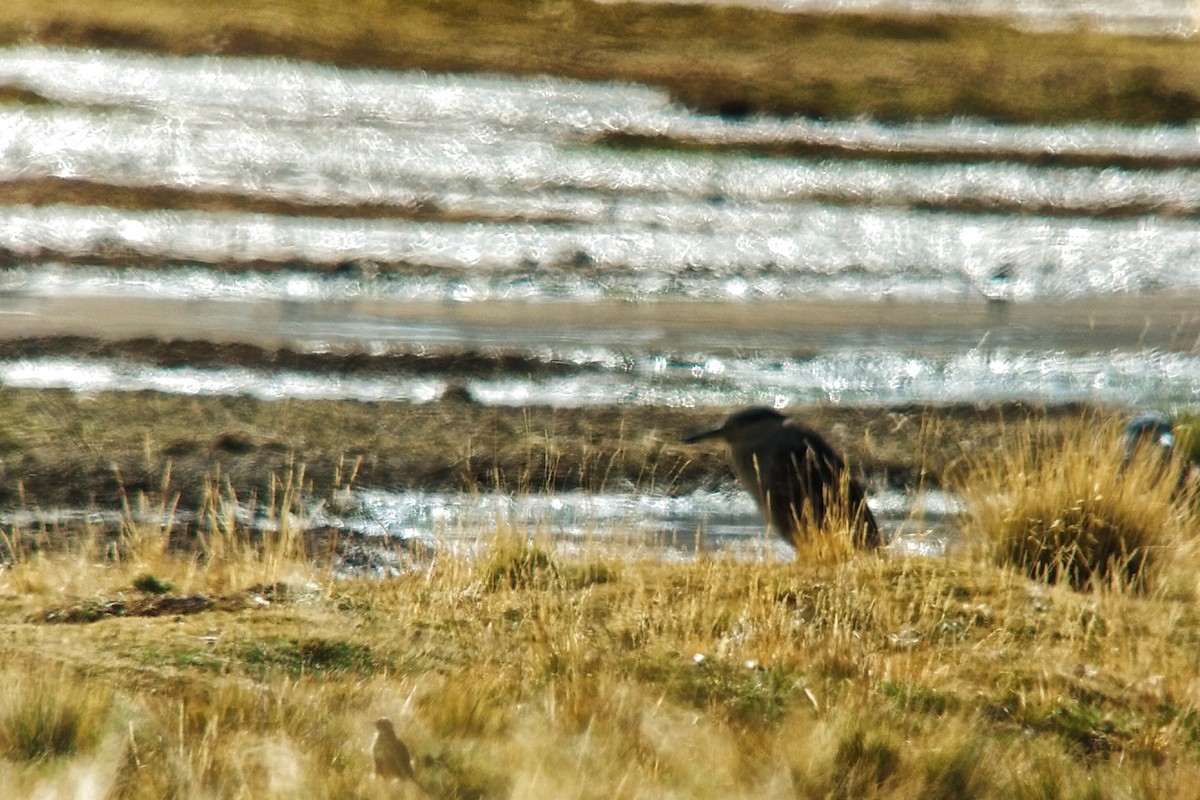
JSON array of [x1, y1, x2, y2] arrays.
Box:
[[0, 421, 1198, 798], [959, 412, 1198, 591]]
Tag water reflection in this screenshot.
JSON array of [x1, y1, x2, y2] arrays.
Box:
[[324, 485, 961, 571], [3, 206, 1200, 301], [0, 485, 962, 574]]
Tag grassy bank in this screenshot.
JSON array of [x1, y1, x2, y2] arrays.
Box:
[[0, 474, 1198, 798], [3, 0, 1200, 125]]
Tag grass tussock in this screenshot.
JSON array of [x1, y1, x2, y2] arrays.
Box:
[[960, 413, 1197, 591], [1177, 412, 1200, 464], [0, 661, 115, 762]]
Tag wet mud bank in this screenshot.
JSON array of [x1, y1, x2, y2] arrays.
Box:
[[0, 374, 1096, 512]]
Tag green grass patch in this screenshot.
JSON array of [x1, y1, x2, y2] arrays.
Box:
[[137, 644, 224, 672], [634, 651, 804, 726], [239, 637, 384, 678], [878, 680, 956, 716], [132, 573, 173, 594]]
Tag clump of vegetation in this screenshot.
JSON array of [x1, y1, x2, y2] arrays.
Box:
[[240, 638, 383, 678], [1176, 411, 1200, 465], [0, 663, 114, 762], [132, 573, 173, 594], [959, 413, 1194, 591], [484, 538, 560, 591]]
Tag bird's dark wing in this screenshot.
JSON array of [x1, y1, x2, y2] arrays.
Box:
[[758, 422, 843, 538], [775, 420, 879, 547]]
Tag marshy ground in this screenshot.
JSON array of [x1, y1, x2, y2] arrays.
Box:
[[2, 493, 1200, 799], [2, 1, 1200, 797]]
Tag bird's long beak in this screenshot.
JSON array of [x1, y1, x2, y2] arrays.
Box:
[[682, 426, 726, 444]]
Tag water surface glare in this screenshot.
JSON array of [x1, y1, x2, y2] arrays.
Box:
[[0, 51, 1195, 409], [0, 486, 960, 571], [1, 346, 1195, 408], [5, 48, 1200, 303], [0, 43, 1192, 566], [319, 486, 960, 567]]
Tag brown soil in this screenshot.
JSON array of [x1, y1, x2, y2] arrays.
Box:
[[597, 131, 1200, 173], [0, 336, 597, 379], [0, 178, 578, 226]]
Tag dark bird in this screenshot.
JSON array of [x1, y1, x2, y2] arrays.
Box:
[[1122, 411, 1175, 469], [683, 407, 881, 549], [372, 717, 417, 782], [1121, 411, 1196, 498]]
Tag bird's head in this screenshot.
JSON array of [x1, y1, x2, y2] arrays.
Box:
[[375, 717, 396, 733], [682, 406, 786, 444]]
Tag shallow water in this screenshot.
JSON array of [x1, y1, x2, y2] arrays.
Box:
[[5, 47, 1200, 307], [332, 486, 959, 572], [2, 341, 1198, 409], [0, 485, 957, 573]]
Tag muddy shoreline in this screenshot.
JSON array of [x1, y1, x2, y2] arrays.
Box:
[[0, 374, 1097, 512], [0, 333, 1181, 512]]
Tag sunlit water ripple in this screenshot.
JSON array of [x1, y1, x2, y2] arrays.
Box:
[[3, 47, 1200, 302], [0, 486, 959, 572], [0, 346, 1196, 408]]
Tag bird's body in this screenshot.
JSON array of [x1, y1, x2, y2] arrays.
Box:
[[1122, 411, 1175, 469], [684, 407, 880, 549], [372, 717, 416, 782], [1122, 411, 1197, 497]]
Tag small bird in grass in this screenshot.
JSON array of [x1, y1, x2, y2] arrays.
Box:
[[1122, 411, 1196, 496], [683, 407, 881, 549], [1122, 411, 1176, 469], [372, 717, 417, 782]]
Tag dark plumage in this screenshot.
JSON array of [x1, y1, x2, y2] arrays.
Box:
[[372, 717, 416, 782], [683, 407, 881, 549], [1122, 411, 1175, 469], [1121, 411, 1197, 499]]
